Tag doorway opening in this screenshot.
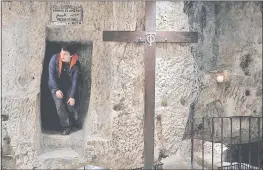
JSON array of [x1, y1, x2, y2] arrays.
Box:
[[225, 141, 262, 168], [40, 41, 92, 133]]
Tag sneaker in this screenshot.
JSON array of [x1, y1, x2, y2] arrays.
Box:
[[61, 128, 71, 135]]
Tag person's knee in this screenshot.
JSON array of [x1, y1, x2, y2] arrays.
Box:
[[53, 97, 64, 111], [53, 93, 62, 101]]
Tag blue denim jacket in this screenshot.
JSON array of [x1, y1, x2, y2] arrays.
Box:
[[48, 54, 80, 98]]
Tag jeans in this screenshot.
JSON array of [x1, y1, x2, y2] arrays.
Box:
[[51, 89, 79, 128]]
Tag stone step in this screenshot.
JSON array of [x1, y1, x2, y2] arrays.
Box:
[[41, 130, 85, 149], [36, 147, 87, 169], [39, 131, 113, 169], [41, 130, 85, 157], [81, 165, 110, 170]]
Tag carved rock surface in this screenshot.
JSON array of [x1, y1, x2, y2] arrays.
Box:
[[1, 1, 262, 169]]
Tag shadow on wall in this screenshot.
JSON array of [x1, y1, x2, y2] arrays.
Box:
[[40, 41, 92, 132]]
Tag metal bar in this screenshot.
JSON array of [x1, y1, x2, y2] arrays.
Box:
[[202, 117, 204, 170], [145, 1, 156, 32], [143, 30, 156, 170], [144, 1, 156, 169], [103, 31, 145, 42], [261, 117, 263, 170], [191, 118, 194, 170], [155, 31, 198, 43], [211, 116, 262, 119], [221, 117, 223, 168], [257, 117, 261, 169], [212, 117, 214, 170], [248, 117, 251, 170], [230, 118, 232, 166], [239, 117, 242, 168]]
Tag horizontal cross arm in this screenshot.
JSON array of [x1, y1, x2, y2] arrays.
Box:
[[156, 31, 198, 43], [103, 31, 145, 42]]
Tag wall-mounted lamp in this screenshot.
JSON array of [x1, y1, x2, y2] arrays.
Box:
[[216, 70, 229, 83], [216, 73, 224, 82]]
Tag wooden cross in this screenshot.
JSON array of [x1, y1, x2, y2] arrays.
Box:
[[103, 1, 198, 169]]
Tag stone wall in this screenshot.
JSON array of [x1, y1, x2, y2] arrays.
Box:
[[0, 2, 2, 168], [158, 1, 262, 169], [182, 1, 262, 144], [175, 2, 262, 169], [155, 1, 198, 158], [185, 1, 262, 117], [2, 1, 146, 169], [1, 1, 262, 169]]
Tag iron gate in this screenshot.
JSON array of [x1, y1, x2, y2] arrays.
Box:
[[188, 116, 263, 170], [132, 116, 262, 170]]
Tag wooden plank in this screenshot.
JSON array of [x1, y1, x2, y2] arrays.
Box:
[[144, 1, 156, 169], [102, 3, 198, 170], [103, 31, 198, 43], [103, 31, 145, 42], [156, 31, 198, 43]]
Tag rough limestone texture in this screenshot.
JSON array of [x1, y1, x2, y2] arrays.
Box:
[[2, 1, 146, 169], [1, 1, 262, 169], [155, 1, 198, 159], [160, 1, 262, 169], [0, 2, 2, 167], [182, 1, 262, 144]]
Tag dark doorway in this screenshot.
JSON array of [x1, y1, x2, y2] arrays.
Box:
[[40, 41, 92, 132], [225, 141, 262, 168]]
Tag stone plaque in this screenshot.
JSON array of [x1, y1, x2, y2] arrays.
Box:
[[51, 5, 83, 25]]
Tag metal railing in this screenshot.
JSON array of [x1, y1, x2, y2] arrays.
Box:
[[189, 116, 262, 170], [218, 163, 260, 170], [132, 116, 262, 170], [131, 163, 163, 170]]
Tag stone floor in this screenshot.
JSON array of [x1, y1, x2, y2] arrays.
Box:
[[161, 139, 228, 169], [162, 150, 205, 169]]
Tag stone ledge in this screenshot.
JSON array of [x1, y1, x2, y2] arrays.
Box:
[[36, 147, 86, 169], [162, 152, 204, 169], [41, 130, 85, 148], [195, 151, 224, 169]]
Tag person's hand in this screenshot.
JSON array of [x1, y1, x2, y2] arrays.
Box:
[[67, 98, 75, 106], [56, 90, 64, 99]]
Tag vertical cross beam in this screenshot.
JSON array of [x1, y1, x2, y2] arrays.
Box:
[[103, 2, 198, 169], [144, 1, 156, 169]]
